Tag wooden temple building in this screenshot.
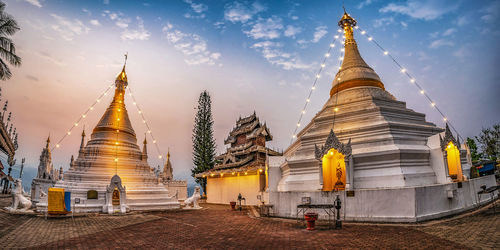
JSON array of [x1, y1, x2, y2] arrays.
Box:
[[197, 112, 281, 205], [0, 88, 19, 194]]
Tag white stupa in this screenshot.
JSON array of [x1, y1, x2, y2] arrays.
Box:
[[267, 11, 497, 222]]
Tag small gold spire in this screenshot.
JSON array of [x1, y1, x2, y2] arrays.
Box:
[[116, 53, 128, 83]]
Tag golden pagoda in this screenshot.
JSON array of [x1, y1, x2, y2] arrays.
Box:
[[36, 59, 179, 214]]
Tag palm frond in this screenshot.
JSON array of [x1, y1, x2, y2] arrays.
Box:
[[0, 14, 19, 36], [0, 37, 20, 66], [0, 58, 12, 80]]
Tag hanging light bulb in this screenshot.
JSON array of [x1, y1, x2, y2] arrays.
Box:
[[67, 131, 71, 135], [361, 30, 366, 35], [82, 114, 86, 118], [306, 99, 310, 102], [330, 43, 335, 48], [410, 79, 415, 83], [420, 90, 425, 94], [384, 51, 389, 55], [301, 110, 306, 114], [431, 102, 436, 107], [158, 155, 162, 159], [334, 107, 339, 112], [56, 144, 60, 148], [321, 64, 325, 68], [334, 35, 339, 39], [368, 37, 373, 41], [311, 86, 316, 90], [401, 68, 406, 73], [316, 74, 321, 78], [325, 53, 331, 57]]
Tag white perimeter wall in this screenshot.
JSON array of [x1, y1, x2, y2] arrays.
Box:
[[269, 175, 497, 222], [207, 175, 262, 205]]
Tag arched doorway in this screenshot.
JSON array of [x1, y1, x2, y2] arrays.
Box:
[[112, 188, 120, 205], [322, 148, 346, 191], [445, 142, 463, 181]]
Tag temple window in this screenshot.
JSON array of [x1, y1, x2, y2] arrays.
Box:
[[445, 142, 462, 181], [87, 190, 98, 199], [322, 148, 346, 191]]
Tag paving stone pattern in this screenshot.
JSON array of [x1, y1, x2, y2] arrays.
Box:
[[1, 200, 497, 249]]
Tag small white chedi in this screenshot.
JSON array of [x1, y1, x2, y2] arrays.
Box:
[[5, 179, 32, 212], [183, 186, 202, 209]]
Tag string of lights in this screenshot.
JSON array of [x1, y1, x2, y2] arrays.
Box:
[[290, 35, 340, 144], [355, 26, 463, 141], [51, 83, 115, 151], [331, 29, 347, 129], [126, 86, 165, 163]]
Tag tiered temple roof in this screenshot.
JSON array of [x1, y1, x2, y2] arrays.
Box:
[[199, 112, 281, 176]]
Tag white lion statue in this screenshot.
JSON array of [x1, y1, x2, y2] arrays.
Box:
[[5, 179, 32, 212], [183, 186, 201, 209]]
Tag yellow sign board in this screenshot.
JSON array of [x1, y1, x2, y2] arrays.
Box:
[[48, 188, 66, 214]]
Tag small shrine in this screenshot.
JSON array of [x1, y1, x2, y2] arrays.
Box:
[[196, 112, 281, 205]]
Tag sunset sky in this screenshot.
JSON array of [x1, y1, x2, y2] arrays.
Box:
[[2, 0, 499, 186]]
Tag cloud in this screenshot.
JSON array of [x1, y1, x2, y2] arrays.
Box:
[[357, 0, 374, 9], [373, 17, 395, 28], [121, 16, 150, 41], [103, 10, 131, 29], [162, 23, 221, 66], [480, 0, 500, 23], [250, 41, 311, 70], [34, 51, 66, 66], [456, 16, 468, 26], [224, 1, 266, 23], [244, 16, 283, 39], [429, 39, 454, 49], [183, 0, 208, 19], [284, 25, 302, 38], [312, 25, 327, 43], [442, 28, 456, 36], [90, 19, 100, 26], [50, 14, 90, 41], [24, 0, 42, 8], [380, 0, 459, 21], [453, 46, 469, 61], [26, 75, 39, 81], [82, 8, 91, 16], [103, 0, 109, 4]]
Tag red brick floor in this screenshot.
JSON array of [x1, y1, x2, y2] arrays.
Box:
[[25, 204, 471, 249]]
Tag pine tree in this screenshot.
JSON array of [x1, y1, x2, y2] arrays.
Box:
[[191, 90, 216, 196]]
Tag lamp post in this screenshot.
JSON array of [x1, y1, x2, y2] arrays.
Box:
[[237, 193, 243, 211], [334, 194, 342, 229]]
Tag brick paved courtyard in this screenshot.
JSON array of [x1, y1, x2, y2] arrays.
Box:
[[1, 197, 498, 249]]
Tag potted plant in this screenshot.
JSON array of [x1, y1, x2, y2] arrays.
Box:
[[304, 212, 319, 230], [230, 201, 236, 210]]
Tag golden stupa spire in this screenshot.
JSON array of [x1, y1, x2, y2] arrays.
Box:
[[116, 53, 128, 83], [330, 10, 384, 96]]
